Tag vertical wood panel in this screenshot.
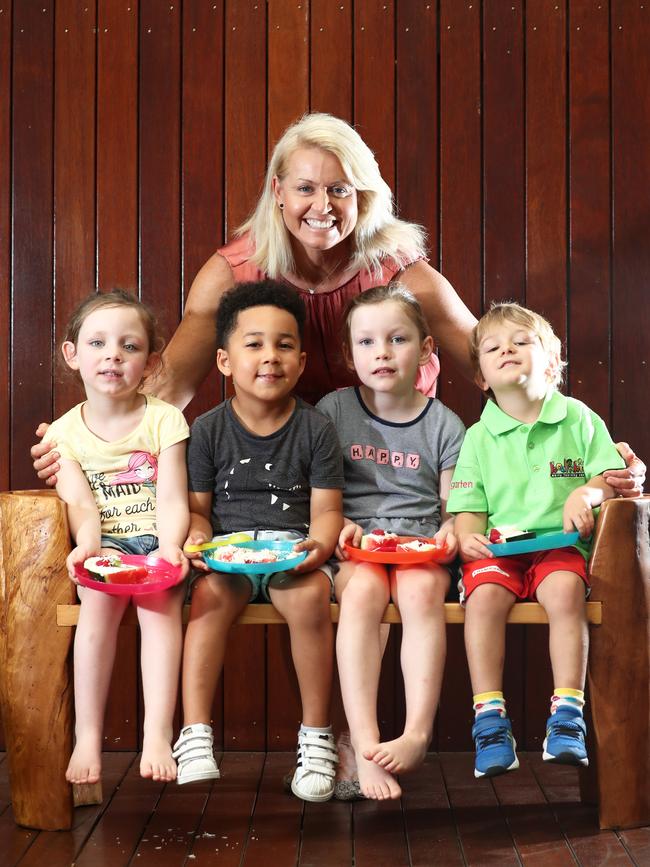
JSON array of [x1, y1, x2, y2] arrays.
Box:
[[224, 0, 267, 750], [96, 0, 140, 750], [11, 2, 54, 491], [611, 0, 650, 455], [97, 1, 138, 291], [437, 0, 482, 751], [568, 0, 611, 423], [524, 0, 567, 750], [53, 0, 96, 418], [310, 1, 353, 119], [140, 1, 181, 342], [268, 0, 309, 148], [0, 2, 11, 498], [483, 0, 525, 306], [438, 0, 482, 425], [224, 0, 266, 235], [396, 1, 437, 260], [354, 0, 395, 189]]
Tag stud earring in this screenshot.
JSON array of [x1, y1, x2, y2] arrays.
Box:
[[279, 203, 284, 210]]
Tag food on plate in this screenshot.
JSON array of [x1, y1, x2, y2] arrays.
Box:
[[83, 554, 148, 584], [488, 526, 536, 545], [360, 529, 437, 553], [210, 545, 284, 565]]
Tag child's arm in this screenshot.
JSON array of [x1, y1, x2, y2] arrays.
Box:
[[55, 460, 102, 580], [293, 487, 344, 573], [155, 441, 190, 573], [184, 491, 214, 572], [336, 519, 364, 559], [563, 474, 617, 538], [454, 511, 492, 563], [434, 467, 459, 564]]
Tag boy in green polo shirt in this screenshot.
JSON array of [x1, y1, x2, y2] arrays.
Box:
[[447, 302, 624, 779]]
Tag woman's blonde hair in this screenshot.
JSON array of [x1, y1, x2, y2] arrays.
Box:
[[470, 302, 567, 388], [238, 112, 427, 278]]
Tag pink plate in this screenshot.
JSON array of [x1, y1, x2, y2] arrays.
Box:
[[74, 554, 184, 595], [344, 537, 448, 565]]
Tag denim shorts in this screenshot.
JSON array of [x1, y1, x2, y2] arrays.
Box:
[[189, 529, 336, 602], [100, 534, 159, 557]]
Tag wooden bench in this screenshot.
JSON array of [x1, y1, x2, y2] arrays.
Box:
[[1, 490, 649, 832]]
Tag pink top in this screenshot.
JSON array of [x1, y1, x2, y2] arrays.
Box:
[[217, 233, 440, 406]]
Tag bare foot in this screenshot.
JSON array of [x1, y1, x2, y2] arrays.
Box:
[[364, 730, 428, 773], [141, 734, 176, 782], [66, 736, 102, 785], [355, 744, 401, 800]]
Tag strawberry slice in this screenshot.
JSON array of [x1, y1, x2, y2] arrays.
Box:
[[488, 529, 503, 544]]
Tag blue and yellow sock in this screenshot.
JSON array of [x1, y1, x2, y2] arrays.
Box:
[[473, 690, 506, 719], [550, 687, 585, 716]]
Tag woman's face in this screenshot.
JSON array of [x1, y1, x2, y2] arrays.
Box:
[[273, 147, 358, 259]]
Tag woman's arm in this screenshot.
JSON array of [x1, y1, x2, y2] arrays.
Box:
[[55, 460, 102, 579], [155, 441, 190, 570], [145, 252, 235, 409], [399, 259, 477, 382], [605, 442, 646, 498]]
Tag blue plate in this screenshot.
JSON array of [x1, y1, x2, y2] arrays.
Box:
[[487, 529, 580, 557], [203, 540, 307, 574]]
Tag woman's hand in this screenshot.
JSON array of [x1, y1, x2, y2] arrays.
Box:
[[335, 522, 363, 560], [31, 423, 60, 487], [603, 442, 646, 498], [458, 533, 492, 563]]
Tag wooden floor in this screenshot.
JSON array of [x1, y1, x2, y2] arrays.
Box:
[[2, 751, 650, 866]]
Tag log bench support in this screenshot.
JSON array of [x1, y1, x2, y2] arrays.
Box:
[[0, 491, 649, 831]]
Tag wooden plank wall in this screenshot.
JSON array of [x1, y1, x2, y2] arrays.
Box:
[[1, 0, 648, 755]]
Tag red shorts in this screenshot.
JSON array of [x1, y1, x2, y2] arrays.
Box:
[[459, 547, 589, 602]]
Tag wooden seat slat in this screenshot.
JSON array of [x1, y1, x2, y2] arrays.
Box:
[[56, 600, 602, 627]]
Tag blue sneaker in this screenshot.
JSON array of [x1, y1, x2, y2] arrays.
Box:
[[472, 710, 519, 778], [543, 706, 588, 766]]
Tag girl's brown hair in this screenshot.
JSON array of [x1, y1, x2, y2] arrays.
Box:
[[64, 289, 165, 355], [341, 282, 430, 361]]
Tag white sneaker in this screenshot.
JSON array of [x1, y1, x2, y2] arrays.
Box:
[[291, 729, 338, 803], [172, 723, 220, 785]]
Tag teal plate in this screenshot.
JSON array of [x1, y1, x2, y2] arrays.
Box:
[[488, 530, 580, 557], [203, 540, 307, 574]]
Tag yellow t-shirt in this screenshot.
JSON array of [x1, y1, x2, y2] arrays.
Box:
[[47, 396, 189, 537]]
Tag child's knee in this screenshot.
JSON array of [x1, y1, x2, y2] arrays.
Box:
[[466, 581, 514, 612], [339, 567, 389, 610]]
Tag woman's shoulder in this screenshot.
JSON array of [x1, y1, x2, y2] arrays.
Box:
[[217, 232, 265, 281]]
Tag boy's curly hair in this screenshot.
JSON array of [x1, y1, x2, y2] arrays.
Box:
[[216, 279, 306, 349]]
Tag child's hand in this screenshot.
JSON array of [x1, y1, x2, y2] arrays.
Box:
[[563, 489, 595, 539], [292, 536, 325, 573], [159, 543, 190, 579], [458, 533, 492, 563], [434, 526, 458, 564], [336, 523, 363, 560], [183, 530, 212, 572], [66, 545, 96, 583]]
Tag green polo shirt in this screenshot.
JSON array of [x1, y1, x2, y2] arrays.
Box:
[[447, 391, 624, 559]]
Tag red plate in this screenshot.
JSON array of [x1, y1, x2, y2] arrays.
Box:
[[74, 554, 184, 595], [344, 537, 447, 565]]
